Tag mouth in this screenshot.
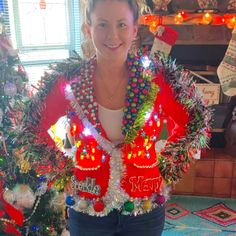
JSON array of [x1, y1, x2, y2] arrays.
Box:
[[105, 43, 122, 50]]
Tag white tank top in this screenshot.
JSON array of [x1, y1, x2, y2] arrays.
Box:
[[98, 104, 124, 144]]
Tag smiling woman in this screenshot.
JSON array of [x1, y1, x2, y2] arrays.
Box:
[[15, 0, 211, 235], [85, 0, 138, 67]]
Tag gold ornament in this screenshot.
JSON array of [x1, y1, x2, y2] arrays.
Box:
[[143, 198, 152, 211], [17, 158, 31, 173], [53, 176, 71, 191]]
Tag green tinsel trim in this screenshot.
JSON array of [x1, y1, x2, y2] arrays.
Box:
[[124, 82, 159, 143], [151, 52, 212, 184]]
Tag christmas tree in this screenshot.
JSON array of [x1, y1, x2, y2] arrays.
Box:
[[0, 12, 69, 236]]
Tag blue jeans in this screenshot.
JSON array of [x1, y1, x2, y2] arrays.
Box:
[[68, 206, 165, 236]]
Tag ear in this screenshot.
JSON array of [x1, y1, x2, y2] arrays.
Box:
[[133, 23, 138, 38], [83, 23, 92, 39]]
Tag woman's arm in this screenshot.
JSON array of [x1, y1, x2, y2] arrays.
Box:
[[152, 61, 211, 183], [36, 75, 71, 147]]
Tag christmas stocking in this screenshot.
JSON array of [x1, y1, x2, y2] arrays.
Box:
[[150, 25, 178, 57], [217, 27, 236, 96]]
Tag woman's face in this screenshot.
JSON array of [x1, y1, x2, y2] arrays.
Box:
[[87, 0, 138, 63]]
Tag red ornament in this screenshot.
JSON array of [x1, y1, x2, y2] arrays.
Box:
[[18, 65, 24, 74], [183, 163, 190, 173], [156, 195, 165, 205], [179, 154, 185, 161], [59, 160, 65, 169], [93, 200, 104, 212]]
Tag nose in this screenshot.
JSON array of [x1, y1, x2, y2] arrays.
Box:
[[107, 25, 119, 41]]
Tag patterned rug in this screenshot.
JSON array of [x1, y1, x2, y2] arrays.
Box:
[[163, 195, 236, 236]]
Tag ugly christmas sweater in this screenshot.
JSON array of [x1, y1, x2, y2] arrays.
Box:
[[20, 51, 211, 216]]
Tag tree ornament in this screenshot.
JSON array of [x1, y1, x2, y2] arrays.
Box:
[[77, 198, 89, 210], [17, 158, 31, 173], [53, 176, 69, 191], [4, 81, 17, 96], [124, 200, 134, 212], [3, 189, 15, 204], [17, 65, 24, 74], [35, 182, 48, 196], [12, 184, 36, 209], [65, 195, 75, 206], [156, 194, 165, 205], [143, 198, 152, 211], [93, 199, 104, 212], [31, 225, 40, 232]]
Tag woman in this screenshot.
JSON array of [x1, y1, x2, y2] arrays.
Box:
[[19, 0, 211, 235]]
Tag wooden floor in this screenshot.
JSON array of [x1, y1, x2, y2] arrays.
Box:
[[174, 148, 236, 199]]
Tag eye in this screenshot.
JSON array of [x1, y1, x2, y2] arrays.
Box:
[[119, 22, 127, 28], [98, 22, 107, 28]]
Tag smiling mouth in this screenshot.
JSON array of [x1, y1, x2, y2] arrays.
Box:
[[105, 44, 122, 50]]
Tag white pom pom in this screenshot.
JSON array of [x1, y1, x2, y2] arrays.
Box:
[[77, 199, 89, 210], [13, 184, 36, 209], [3, 189, 16, 204]]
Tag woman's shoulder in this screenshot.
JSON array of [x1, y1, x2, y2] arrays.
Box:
[[51, 54, 93, 80]]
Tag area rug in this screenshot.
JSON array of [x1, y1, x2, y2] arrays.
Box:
[[163, 195, 236, 236]]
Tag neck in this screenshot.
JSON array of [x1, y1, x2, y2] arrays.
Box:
[[96, 56, 128, 81]]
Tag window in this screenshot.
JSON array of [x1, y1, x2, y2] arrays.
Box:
[[8, 0, 81, 85]]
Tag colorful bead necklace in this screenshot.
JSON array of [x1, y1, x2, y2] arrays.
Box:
[[70, 53, 155, 143]]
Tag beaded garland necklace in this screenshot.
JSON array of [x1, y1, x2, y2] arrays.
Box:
[[70, 53, 157, 144]]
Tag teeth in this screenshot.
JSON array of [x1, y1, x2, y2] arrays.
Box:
[[107, 45, 119, 48]]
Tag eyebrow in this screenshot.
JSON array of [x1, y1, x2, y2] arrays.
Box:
[[96, 18, 128, 22]]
